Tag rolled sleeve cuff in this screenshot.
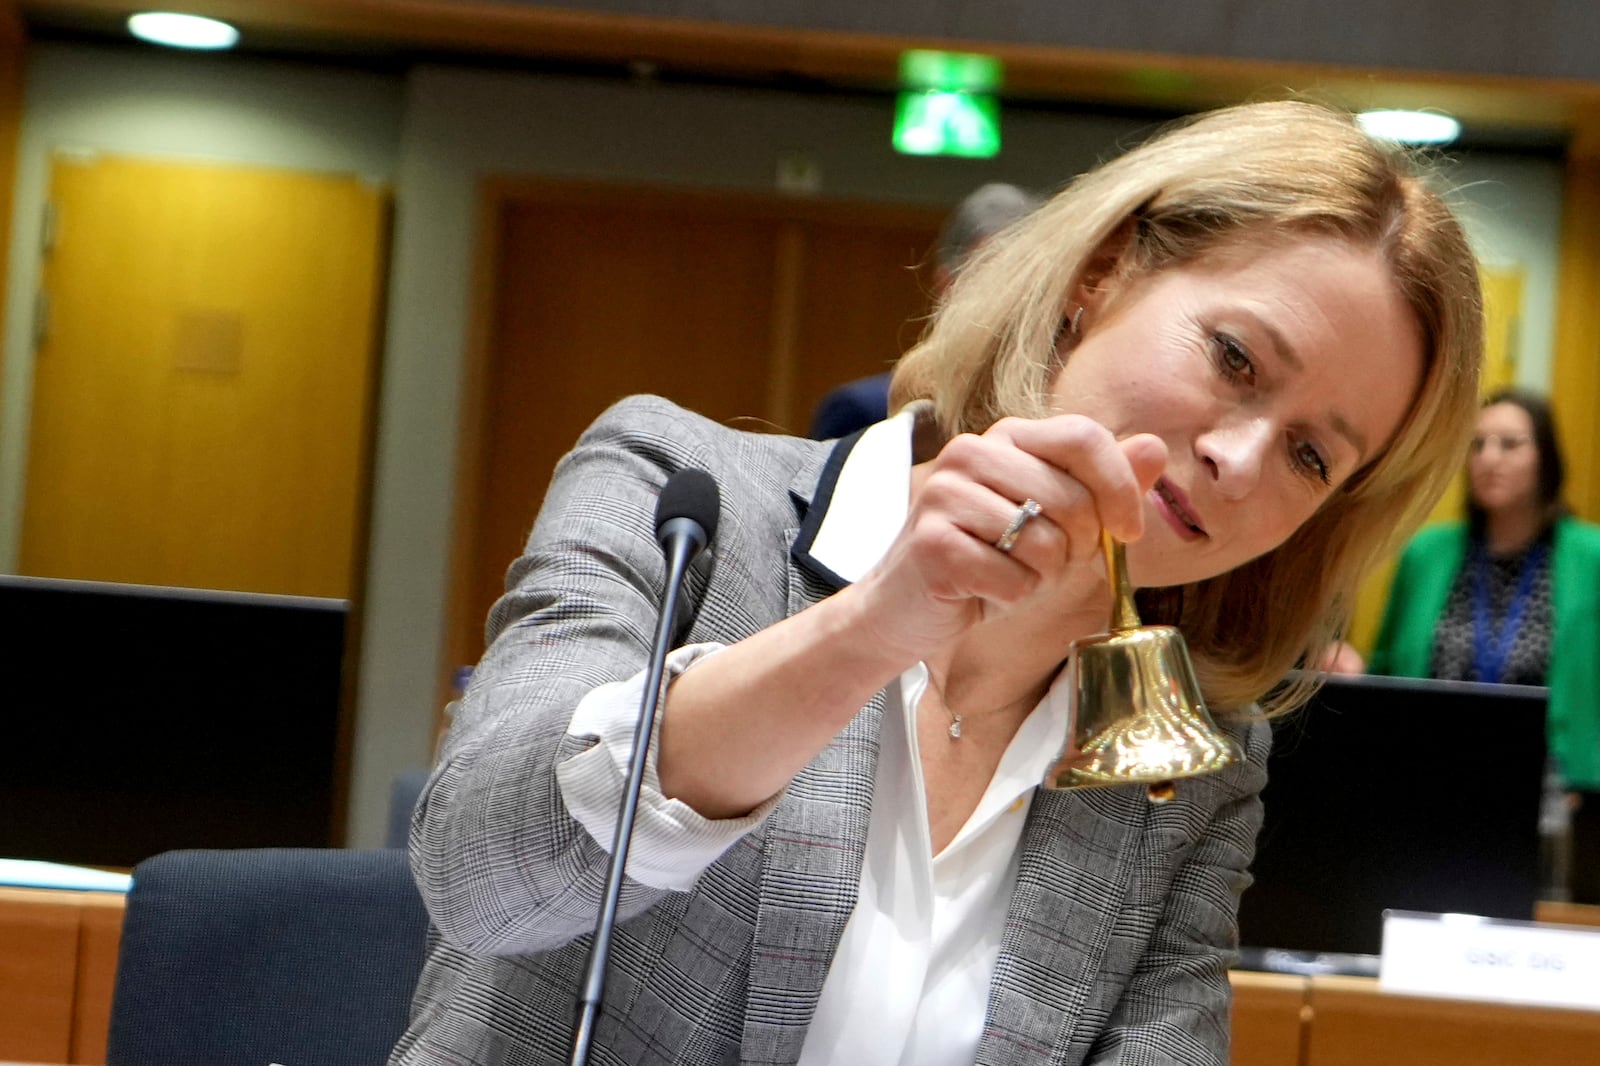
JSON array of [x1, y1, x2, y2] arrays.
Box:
[[556, 642, 780, 891]]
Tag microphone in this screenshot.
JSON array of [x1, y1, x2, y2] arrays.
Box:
[[571, 468, 720, 1066], [654, 467, 720, 584]]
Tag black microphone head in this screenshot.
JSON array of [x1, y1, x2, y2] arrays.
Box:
[[655, 467, 720, 546]]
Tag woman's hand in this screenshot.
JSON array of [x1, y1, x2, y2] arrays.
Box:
[[850, 415, 1168, 665], [659, 415, 1164, 819]]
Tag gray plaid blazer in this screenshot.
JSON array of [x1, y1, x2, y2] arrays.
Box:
[[390, 395, 1269, 1066]]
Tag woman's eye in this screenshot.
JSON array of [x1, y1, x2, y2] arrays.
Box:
[[1213, 334, 1253, 381], [1294, 441, 1332, 484]]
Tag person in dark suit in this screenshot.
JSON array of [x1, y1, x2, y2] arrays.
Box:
[[807, 183, 1043, 440], [392, 102, 1485, 1066]]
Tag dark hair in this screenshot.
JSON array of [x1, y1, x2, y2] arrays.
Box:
[[1466, 386, 1566, 536]]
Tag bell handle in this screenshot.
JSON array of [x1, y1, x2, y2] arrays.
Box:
[[1101, 529, 1141, 633]]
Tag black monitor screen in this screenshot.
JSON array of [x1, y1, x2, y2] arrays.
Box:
[[2, 575, 349, 867], [1238, 673, 1547, 958]]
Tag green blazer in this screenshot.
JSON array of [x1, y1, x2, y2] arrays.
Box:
[[1370, 516, 1600, 790]]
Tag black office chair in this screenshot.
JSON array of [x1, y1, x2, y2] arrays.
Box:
[[106, 847, 428, 1066]]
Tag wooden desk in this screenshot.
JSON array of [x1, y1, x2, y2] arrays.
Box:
[[1533, 900, 1600, 928], [1304, 974, 1600, 1066], [0, 887, 124, 1066], [5, 889, 1592, 1066], [1231, 970, 1310, 1066]]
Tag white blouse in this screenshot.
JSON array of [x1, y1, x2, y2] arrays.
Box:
[[556, 411, 1073, 1064]]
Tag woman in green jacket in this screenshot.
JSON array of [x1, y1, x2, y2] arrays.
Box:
[[1371, 388, 1600, 797]]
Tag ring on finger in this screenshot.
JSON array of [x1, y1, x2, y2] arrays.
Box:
[[994, 498, 1044, 554]]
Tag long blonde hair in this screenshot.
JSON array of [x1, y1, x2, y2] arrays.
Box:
[[890, 101, 1483, 714]]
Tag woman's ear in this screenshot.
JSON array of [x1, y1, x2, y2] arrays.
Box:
[[1071, 219, 1137, 323]]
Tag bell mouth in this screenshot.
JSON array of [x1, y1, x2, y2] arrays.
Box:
[[1046, 727, 1240, 790], [1048, 619, 1241, 793], [1052, 531, 1240, 797]]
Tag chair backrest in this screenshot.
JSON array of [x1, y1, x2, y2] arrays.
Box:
[[385, 769, 431, 850], [107, 847, 428, 1066]]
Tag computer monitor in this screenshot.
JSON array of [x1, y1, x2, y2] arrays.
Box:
[[1, 575, 350, 867], [1237, 673, 1547, 960]]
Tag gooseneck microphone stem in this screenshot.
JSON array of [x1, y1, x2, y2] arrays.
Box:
[[571, 469, 718, 1066]]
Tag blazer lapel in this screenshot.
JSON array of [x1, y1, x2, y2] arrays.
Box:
[[788, 424, 868, 590], [978, 785, 1148, 1065], [740, 437, 885, 1065]]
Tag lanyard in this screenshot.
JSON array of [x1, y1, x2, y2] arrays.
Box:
[[1470, 541, 1546, 684]]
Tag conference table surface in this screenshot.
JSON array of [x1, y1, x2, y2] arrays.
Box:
[[2, 885, 1598, 1066]]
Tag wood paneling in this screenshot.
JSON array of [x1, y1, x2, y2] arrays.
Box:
[[1230, 970, 1309, 1066], [19, 154, 388, 598], [0, 886, 125, 1065], [0, 887, 77, 1063], [71, 899, 123, 1064], [1533, 900, 1600, 928], [1552, 156, 1600, 525], [1304, 974, 1600, 1066], [461, 190, 777, 669], [791, 216, 938, 428], [444, 181, 940, 686], [4, 879, 1595, 1066]]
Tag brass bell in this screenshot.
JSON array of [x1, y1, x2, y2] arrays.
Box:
[[1045, 531, 1241, 799]]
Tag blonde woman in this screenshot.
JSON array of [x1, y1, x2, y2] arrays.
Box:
[[392, 101, 1483, 1066]]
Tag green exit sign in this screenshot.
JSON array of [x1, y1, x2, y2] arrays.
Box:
[[893, 91, 1000, 158], [893, 50, 1002, 158]]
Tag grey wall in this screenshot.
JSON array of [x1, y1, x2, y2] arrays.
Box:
[[453, 0, 1600, 82]]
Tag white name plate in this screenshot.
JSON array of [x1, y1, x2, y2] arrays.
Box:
[[1380, 910, 1600, 1010]]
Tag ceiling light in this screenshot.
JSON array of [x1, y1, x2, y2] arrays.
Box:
[[127, 11, 240, 50], [1356, 109, 1461, 146]]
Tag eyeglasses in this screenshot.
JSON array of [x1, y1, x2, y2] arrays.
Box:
[[1469, 433, 1532, 455]]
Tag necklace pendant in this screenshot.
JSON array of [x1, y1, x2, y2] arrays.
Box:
[[948, 715, 963, 739]]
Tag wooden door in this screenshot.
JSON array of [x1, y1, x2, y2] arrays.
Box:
[[790, 215, 943, 427], [460, 193, 779, 669], [20, 154, 388, 599], [446, 184, 941, 677]]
